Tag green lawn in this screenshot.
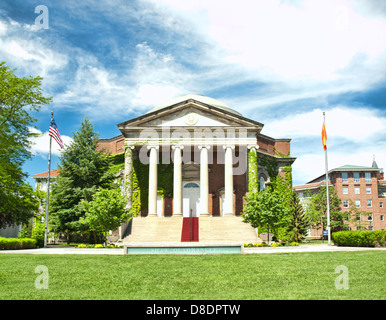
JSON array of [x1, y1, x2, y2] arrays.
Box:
[[0, 251, 384, 300]]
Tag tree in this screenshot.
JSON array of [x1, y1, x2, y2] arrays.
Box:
[[49, 118, 114, 243], [305, 186, 346, 232], [0, 61, 51, 228], [81, 187, 131, 245], [286, 191, 310, 242], [345, 199, 371, 230], [242, 187, 290, 243]]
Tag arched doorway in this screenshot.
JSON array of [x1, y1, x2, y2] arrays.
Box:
[[183, 182, 200, 217]]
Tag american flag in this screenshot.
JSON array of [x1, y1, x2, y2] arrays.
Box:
[[49, 118, 64, 149]]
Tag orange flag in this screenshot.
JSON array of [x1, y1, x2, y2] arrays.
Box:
[[322, 122, 327, 150]]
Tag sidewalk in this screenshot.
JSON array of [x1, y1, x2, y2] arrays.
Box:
[[0, 244, 385, 255], [0, 247, 125, 255], [243, 244, 386, 254]]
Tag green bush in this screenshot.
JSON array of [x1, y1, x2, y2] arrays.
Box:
[[94, 244, 104, 248], [0, 237, 37, 250], [31, 221, 45, 248], [332, 230, 386, 247]]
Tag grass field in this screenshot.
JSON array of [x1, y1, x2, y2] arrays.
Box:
[[0, 251, 384, 300]]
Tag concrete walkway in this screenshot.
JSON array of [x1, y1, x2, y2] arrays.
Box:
[[0, 247, 125, 255], [243, 244, 386, 254], [0, 244, 385, 255]]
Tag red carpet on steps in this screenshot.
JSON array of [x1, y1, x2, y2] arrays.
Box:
[[181, 217, 199, 242]]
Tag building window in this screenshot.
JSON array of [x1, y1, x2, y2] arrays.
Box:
[[343, 200, 349, 208], [367, 200, 372, 207], [343, 187, 348, 195], [366, 187, 371, 194], [380, 202, 383, 208], [342, 172, 348, 183], [368, 214, 373, 221], [355, 187, 360, 194], [355, 200, 360, 208], [354, 173, 360, 182], [365, 172, 371, 182], [259, 177, 266, 191], [381, 215, 384, 221]]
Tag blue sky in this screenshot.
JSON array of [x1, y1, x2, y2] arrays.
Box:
[[1, 0, 385, 187]]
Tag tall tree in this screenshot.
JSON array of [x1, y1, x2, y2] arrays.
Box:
[[305, 186, 346, 232], [49, 118, 114, 242], [0, 61, 51, 228], [286, 191, 310, 242], [345, 199, 371, 230]]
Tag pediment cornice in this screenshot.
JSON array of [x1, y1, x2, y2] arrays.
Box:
[[117, 99, 263, 134]]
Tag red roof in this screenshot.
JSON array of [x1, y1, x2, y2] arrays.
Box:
[[32, 169, 60, 178]]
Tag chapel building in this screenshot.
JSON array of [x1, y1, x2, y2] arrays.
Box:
[[97, 94, 296, 243]]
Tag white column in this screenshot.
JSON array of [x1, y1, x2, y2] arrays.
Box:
[[172, 145, 183, 216], [223, 145, 235, 216], [199, 145, 210, 216], [147, 145, 159, 217]]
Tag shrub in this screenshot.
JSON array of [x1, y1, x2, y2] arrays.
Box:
[[270, 243, 281, 247], [31, 221, 45, 248], [244, 242, 269, 247], [0, 237, 37, 250], [76, 244, 87, 248], [94, 244, 104, 248], [332, 230, 386, 247]]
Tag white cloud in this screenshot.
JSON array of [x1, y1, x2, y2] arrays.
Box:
[[150, 0, 386, 91], [293, 147, 386, 185], [129, 42, 192, 108], [29, 127, 73, 158], [267, 106, 386, 185], [0, 18, 68, 78], [264, 106, 386, 142], [133, 84, 182, 107]]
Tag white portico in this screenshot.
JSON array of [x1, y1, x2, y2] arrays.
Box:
[[118, 94, 263, 219]]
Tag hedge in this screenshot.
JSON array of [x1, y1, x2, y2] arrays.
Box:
[[0, 237, 37, 250], [332, 230, 386, 247]]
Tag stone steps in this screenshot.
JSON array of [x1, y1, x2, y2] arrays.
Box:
[[199, 216, 259, 243], [120, 216, 259, 243]]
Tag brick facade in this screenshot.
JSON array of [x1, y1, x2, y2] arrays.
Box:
[[97, 137, 292, 217], [294, 164, 386, 236]]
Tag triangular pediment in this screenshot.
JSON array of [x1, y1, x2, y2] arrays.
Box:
[[118, 99, 263, 131], [151, 108, 230, 127]]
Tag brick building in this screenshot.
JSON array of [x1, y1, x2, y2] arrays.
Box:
[[294, 158, 386, 237], [97, 94, 296, 242]]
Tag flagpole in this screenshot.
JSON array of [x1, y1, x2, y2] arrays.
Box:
[[323, 112, 331, 245], [44, 111, 53, 248]]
